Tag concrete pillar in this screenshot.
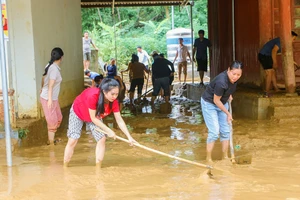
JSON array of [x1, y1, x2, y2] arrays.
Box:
[[279, 0, 296, 95], [90, 49, 100, 74], [258, 0, 272, 87], [7, 0, 83, 119]]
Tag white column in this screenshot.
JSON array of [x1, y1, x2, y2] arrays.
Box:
[[6, 0, 83, 118]]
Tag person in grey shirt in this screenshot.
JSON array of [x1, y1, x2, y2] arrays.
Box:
[[40, 47, 64, 145], [83, 32, 98, 71]]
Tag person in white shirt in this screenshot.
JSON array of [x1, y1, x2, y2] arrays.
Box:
[[173, 38, 191, 84], [137, 46, 150, 69]]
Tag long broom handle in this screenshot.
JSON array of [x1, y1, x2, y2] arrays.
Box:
[[229, 101, 235, 159], [116, 135, 212, 169], [96, 128, 212, 169]]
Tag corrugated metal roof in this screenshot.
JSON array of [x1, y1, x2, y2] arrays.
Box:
[[81, 0, 191, 8]]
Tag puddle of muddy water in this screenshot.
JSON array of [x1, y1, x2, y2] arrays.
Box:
[[1, 96, 300, 199]]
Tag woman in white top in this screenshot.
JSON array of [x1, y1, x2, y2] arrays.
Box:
[[40, 47, 64, 145]]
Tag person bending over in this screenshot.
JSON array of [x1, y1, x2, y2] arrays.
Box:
[[63, 78, 137, 168]]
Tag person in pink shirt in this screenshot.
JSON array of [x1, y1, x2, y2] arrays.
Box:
[[63, 78, 136, 168]]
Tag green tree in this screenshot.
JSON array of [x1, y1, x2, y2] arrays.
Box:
[[81, 1, 208, 70]]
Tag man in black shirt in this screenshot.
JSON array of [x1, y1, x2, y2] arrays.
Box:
[[193, 30, 212, 86], [150, 52, 174, 104]]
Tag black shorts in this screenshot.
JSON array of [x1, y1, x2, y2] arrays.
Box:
[[196, 58, 208, 71], [129, 78, 144, 94], [258, 53, 273, 70], [169, 76, 174, 85]]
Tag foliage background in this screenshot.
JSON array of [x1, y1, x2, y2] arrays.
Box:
[[81, 0, 207, 69]]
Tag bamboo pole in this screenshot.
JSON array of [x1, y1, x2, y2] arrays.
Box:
[[96, 128, 212, 169]]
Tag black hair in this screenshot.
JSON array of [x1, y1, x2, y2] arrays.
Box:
[[94, 74, 104, 85], [137, 46, 142, 49], [131, 54, 139, 63], [43, 47, 64, 76], [84, 70, 90, 75], [159, 53, 165, 58], [96, 78, 120, 116], [292, 31, 298, 37], [198, 30, 205, 35], [179, 38, 183, 41], [229, 60, 243, 70]]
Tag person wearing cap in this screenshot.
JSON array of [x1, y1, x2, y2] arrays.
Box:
[[193, 30, 212, 86], [150, 51, 174, 105], [173, 38, 192, 84], [137, 46, 150, 69]]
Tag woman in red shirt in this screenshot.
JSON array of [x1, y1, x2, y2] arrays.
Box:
[[63, 78, 136, 167]]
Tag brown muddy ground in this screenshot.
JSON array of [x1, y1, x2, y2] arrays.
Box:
[[1, 94, 300, 200]]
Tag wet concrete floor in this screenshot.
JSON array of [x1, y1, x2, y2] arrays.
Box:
[[1, 95, 300, 200]]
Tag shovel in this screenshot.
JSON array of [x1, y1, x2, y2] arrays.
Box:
[[228, 101, 252, 165], [142, 71, 150, 104], [228, 101, 236, 164]]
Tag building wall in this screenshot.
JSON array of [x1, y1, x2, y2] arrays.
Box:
[[235, 0, 260, 86], [208, 0, 261, 86], [208, 0, 233, 79], [7, 0, 83, 119]]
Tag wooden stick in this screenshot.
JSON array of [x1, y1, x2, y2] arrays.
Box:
[[229, 101, 236, 163], [143, 72, 150, 100], [96, 128, 212, 169], [116, 135, 212, 169]]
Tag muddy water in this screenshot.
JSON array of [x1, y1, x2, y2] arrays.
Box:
[[1, 97, 300, 200]]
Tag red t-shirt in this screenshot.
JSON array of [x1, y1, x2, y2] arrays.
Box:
[[73, 88, 119, 122]]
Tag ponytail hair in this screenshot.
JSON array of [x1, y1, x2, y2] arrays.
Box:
[[43, 47, 64, 76], [96, 78, 120, 116]]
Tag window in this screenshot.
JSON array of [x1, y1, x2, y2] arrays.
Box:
[[293, 0, 300, 40]]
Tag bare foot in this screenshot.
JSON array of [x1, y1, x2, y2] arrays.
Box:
[[231, 158, 236, 164], [47, 140, 55, 146], [206, 158, 213, 164], [96, 162, 102, 168], [206, 168, 214, 178], [63, 162, 69, 168]]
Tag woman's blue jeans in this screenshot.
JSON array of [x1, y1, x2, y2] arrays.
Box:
[[201, 98, 230, 143]]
